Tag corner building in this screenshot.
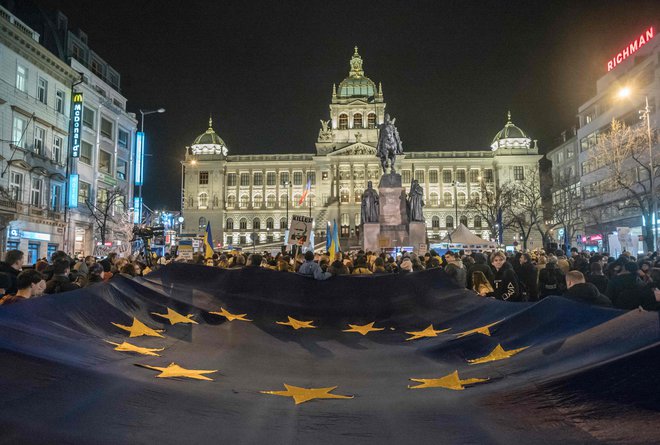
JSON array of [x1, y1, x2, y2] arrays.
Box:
[[181, 48, 542, 250]]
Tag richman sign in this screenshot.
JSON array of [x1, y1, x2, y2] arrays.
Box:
[[607, 26, 655, 72]]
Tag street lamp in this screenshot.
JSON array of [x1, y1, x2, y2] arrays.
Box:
[[618, 87, 656, 251], [137, 108, 165, 222], [284, 180, 292, 225], [452, 180, 460, 227]]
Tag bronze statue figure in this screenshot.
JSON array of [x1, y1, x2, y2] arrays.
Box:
[[361, 181, 380, 223], [376, 114, 403, 174], [407, 179, 425, 222]]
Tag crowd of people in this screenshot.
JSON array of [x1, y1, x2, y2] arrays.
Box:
[[0, 245, 658, 311]]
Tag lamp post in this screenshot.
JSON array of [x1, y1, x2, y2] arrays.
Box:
[[618, 88, 656, 251], [452, 180, 460, 227], [137, 108, 165, 222], [284, 180, 292, 225]]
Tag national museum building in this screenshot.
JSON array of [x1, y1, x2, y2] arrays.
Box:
[[181, 48, 542, 249]]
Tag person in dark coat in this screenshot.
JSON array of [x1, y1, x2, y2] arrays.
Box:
[[487, 251, 521, 301], [466, 253, 494, 290], [517, 253, 538, 301], [563, 271, 612, 307], [606, 261, 644, 307], [44, 259, 81, 294], [0, 249, 24, 295], [611, 267, 660, 311], [585, 261, 608, 294], [538, 257, 566, 298], [443, 251, 467, 288]]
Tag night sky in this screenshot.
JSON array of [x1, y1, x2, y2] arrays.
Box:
[[27, 1, 660, 209]]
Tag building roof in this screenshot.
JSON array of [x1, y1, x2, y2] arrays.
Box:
[[490, 111, 532, 150], [190, 117, 228, 155], [337, 47, 376, 98]]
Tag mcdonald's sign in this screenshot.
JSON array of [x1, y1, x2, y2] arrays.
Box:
[[70, 93, 83, 157]]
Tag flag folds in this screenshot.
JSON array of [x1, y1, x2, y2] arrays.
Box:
[[0, 264, 659, 443], [204, 222, 214, 258]]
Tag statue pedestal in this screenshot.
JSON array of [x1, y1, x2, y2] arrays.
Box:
[[362, 173, 426, 253]]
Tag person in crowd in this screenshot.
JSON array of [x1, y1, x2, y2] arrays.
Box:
[[563, 271, 612, 307], [487, 251, 521, 301], [87, 263, 104, 285], [638, 261, 653, 283], [0, 249, 24, 295], [606, 261, 644, 308], [298, 251, 331, 280], [613, 268, 660, 311], [0, 272, 11, 298], [443, 251, 466, 287], [0, 270, 46, 306], [351, 256, 372, 275], [45, 259, 80, 294], [327, 260, 349, 276], [466, 253, 494, 290], [247, 254, 263, 268], [557, 254, 571, 275], [372, 257, 388, 274], [538, 256, 566, 298], [472, 271, 494, 296], [399, 257, 413, 274], [517, 253, 538, 301], [585, 261, 609, 294]]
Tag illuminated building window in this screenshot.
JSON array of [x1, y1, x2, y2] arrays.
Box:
[[429, 192, 439, 206], [460, 216, 468, 227], [402, 170, 411, 184], [339, 114, 348, 130], [266, 194, 276, 208], [414, 170, 425, 183], [198, 193, 208, 208], [446, 215, 454, 229], [442, 170, 452, 183], [33, 127, 45, 155], [367, 113, 376, 129], [456, 170, 466, 183], [240, 173, 250, 186], [253, 218, 261, 230], [226, 195, 236, 208], [226, 218, 234, 230], [266, 218, 274, 230], [100, 117, 114, 140], [432, 216, 440, 228], [199, 171, 209, 185], [292, 171, 302, 185], [484, 169, 494, 183], [78, 181, 90, 205], [227, 173, 237, 187], [340, 189, 349, 203], [99, 150, 112, 174], [16, 65, 27, 92], [240, 195, 249, 208], [37, 78, 48, 104], [117, 159, 127, 180], [280, 217, 287, 229], [239, 218, 247, 230], [30, 178, 42, 207], [514, 166, 524, 181], [307, 171, 316, 185], [443, 192, 453, 206], [429, 170, 438, 183], [279, 194, 287, 207], [253, 172, 263, 186], [470, 170, 480, 183], [280, 172, 289, 185], [253, 195, 263, 208], [353, 113, 363, 128], [474, 216, 482, 228], [458, 192, 466, 206], [266, 172, 276, 186]]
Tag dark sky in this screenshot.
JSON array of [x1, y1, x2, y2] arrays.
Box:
[[28, 1, 660, 209]]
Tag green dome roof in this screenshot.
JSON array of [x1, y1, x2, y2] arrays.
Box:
[[337, 46, 376, 98], [192, 117, 226, 146]]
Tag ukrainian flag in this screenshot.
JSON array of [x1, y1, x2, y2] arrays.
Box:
[[329, 219, 339, 262], [204, 222, 214, 259]]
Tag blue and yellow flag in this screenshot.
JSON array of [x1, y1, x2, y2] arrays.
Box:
[[204, 222, 214, 259], [329, 219, 339, 262]]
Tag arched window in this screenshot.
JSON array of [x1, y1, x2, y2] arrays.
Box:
[[198, 193, 208, 208], [446, 215, 454, 229], [279, 194, 287, 208], [226, 218, 234, 230], [474, 215, 482, 228], [340, 189, 349, 203], [429, 192, 439, 206], [266, 194, 276, 208], [339, 114, 348, 130], [460, 215, 468, 227], [253, 218, 261, 230], [198, 217, 207, 228], [355, 212, 361, 226], [367, 113, 376, 129], [341, 213, 349, 225], [226, 195, 236, 208], [443, 192, 453, 206], [432, 215, 440, 228], [239, 218, 247, 230], [266, 217, 274, 230], [353, 113, 363, 129], [470, 192, 480, 203], [280, 217, 287, 229], [457, 192, 467, 206], [293, 194, 302, 207], [253, 194, 263, 208], [240, 195, 249, 208], [354, 189, 363, 203]]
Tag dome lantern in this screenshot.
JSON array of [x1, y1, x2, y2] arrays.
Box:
[[490, 111, 532, 151], [337, 46, 377, 99], [191, 115, 228, 156]]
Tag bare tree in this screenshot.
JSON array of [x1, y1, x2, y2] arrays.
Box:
[[464, 181, 515, 242], [583, 205, 613, 252], [506, 167, 543, 250], [86, 187, 126, 244], [540, 176, 583, 250], [591, 119, 658, 250]]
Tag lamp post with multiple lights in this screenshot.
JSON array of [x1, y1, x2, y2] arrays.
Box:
[[135, 108, 165, 223]]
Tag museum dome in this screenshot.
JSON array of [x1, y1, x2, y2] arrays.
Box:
[[490, 111, 532, 151], [337, 46, 376, 98], [190, 117, 228, 155]]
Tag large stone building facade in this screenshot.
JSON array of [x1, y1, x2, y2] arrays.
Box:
[[181, 48, 542, 250]]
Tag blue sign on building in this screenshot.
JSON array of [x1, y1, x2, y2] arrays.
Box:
[[135, 131, 145, 186], [68, 174, 79, 208]]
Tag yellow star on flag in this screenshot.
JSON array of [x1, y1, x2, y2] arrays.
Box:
[[105, 340, 164, 356], [209, 307, 252, 322], [408, 370, 489, 390], [112, 317, 165, 338], [261, 384, 354, 404], [468, 343, 529, 365], [342, 322, 385, 336], [455, 320, 503, 338], [405, 324, 450, 341], [151, 308, 198, 325], [276, 316, 317, 330], [136, 362, 218, 380]]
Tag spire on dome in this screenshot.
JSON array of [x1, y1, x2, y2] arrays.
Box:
[[507, 110, 512, 123], [208, 114, 213, 129], [349, 46, 364, 78]]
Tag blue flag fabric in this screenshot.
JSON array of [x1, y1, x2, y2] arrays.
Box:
[[0, 265, 659, 443]]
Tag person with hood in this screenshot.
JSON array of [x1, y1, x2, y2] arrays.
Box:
[[606, 261, 644, 307], [0, 249, 24, 295], [487, 251, 521, 301], [538, 256, 566, 298], [443, 251, 466, 287], [466, 252, 494, 290], [563, 271, 612, 307]]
